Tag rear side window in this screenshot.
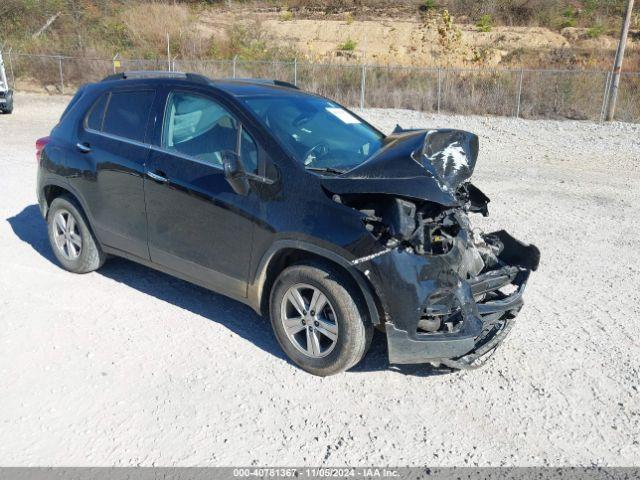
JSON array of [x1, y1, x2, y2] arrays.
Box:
[[101, 90, 155, 142], [85, 93, 108, 131], [85, 90, 155, 143]]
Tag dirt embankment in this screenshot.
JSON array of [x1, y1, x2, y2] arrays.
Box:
[[198, 8, 639, 68]]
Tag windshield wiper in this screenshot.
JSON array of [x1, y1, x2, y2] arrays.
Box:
[[305, 166, 345, 175]]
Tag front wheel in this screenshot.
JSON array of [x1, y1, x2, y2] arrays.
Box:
[[270, 262, 373, 376]]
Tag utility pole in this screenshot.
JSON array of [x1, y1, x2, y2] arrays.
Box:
[[606, 0, 635, 121]]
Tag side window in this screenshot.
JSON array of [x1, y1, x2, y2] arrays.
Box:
[[102, 90, 155, 142], [162, 92, 258, 172], [240, 128, 258, 174], [162, 91, 238, 167], [85, 93, 108, 131]]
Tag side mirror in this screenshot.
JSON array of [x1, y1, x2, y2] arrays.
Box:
[[222, 151, 250, 196]]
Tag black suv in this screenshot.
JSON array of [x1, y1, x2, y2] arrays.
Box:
[[36, 71, 539, 376]]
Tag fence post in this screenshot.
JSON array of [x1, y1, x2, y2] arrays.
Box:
[[293, 58, 297, 86], [360, 63, 366, 109], [599, 71, 613, 124], [166, 33, 171, 71], [232, 55, 237, 78], [515, 69, 524, 118], [58, 55, 64, 94], [437, 68, 442, 114], [8, 48, 15, 88]]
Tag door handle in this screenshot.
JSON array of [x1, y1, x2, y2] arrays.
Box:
[[147, 170, 168, 183], [76, 142, 91, 153]]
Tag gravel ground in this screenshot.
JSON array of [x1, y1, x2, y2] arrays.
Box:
[[1, 92, 639, 467]]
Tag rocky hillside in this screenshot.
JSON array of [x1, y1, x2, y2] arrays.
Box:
[[198, 7, 639, 69]]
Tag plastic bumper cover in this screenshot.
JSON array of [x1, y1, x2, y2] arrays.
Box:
[[385, 266, 530, 366], [374, 229, 539, 368]]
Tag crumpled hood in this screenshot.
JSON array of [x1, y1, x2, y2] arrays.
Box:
[[421, 129, 479, 189], [321, 129, 479, 206]]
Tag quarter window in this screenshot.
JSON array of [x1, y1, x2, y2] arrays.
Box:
[[85, 93, 108, 131], [101, 90, 155, 142]]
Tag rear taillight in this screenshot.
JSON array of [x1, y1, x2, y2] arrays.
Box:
[[36, 136, 50, 163]]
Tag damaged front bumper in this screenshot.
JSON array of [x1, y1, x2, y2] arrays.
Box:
[[358, 229, 540, 369], [385, 265, 530, 368]]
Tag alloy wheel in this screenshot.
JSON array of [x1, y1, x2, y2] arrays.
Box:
[[280, 283, 339, 358], [52, 209, 82, 260]]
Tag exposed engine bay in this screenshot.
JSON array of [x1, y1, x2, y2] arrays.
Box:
[[323, 127, 540, 368], [342, 187, 492, 259]]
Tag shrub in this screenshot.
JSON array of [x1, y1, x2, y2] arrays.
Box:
[[560, 6, 576, 28], [337, 38, 357, 51], [437, 9, 461, 50], [423, 0, 438, 11], [280, 8, 294, 21], [476, 14, 492, 32], [587, 23, 606, 38]]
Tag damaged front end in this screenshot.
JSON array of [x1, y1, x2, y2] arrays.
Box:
[[324, 128, 540, 369]]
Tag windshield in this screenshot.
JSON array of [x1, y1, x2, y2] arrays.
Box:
[[242, 94, 384, 173]]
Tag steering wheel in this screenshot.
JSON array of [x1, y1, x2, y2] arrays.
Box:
[[302, 142, 330, 166]]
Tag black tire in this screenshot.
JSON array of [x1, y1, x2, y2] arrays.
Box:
[[47, 195, 105, 273], [1, 94, 13, 114], [270, 261, 373, 376]]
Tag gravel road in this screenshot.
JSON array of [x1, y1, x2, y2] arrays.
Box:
[[1, 92, 639, 466]]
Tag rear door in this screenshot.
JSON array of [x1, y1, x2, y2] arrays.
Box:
[[77, 88, 156, 259], [144, 88, 259, 299]]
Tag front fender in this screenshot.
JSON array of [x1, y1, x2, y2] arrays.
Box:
[[248, 239, 381, 325]]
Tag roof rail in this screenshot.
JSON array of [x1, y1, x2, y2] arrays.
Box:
[[229, 78, 300, 90], [101, 71, 210, 84]]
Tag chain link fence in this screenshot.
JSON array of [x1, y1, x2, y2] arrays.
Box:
[[4, 52, 640, 123]]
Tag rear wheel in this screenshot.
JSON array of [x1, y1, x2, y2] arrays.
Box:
[[270, 262, 373, 376], [47, 196, 105, 273]]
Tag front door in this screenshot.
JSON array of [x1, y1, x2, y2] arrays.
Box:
[[144, 89, 259, 299]]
